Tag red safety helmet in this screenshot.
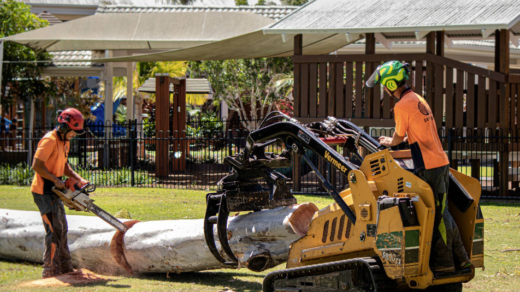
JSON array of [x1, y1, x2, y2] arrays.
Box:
[[64, 178, 80, 192], [57, 108, 85, 135]]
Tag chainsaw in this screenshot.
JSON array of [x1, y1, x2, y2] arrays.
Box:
[[51, 179, 128, 233]]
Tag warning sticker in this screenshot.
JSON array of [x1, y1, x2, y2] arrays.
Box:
[[406, 182, 412, 188], [297, 130, 311, 144]]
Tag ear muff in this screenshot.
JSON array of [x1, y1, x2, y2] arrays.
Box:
[[57, 111, 71, 135], [58, 122, 70, 134], [386, 79, 398, 91]]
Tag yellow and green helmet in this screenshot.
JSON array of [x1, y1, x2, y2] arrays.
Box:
[[366, 61, 410, 91]]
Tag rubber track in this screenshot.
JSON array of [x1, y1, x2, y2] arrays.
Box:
[[263, 257, 396, 292]]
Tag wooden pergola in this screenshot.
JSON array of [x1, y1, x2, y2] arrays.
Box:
[[255, 0, 520, 196]]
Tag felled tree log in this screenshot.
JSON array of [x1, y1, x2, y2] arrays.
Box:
[[0, 203, 318, 274]]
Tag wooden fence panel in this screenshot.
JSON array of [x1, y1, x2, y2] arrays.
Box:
[[406, 60, 413, 88], [415, 60, 423, 95], [445, 67, 454, 130], [355, 62, 363, 119], [383, 90, 391, 119], [434, 64, 444, 129], [319, 62, 327, 118], [301, 63, 310, 118], [365, 62, 373, 119], [426, 61, 434, 105], [455, 69, 465, 129], [309, 63, 318, 118], [489, 80, 497, 129], [294, 61, 301, 117], [467, 73, 476, 129], [345, 62, 354, 118], [335, 62, 345, 118], [328, 63, 336, 117], [510, 83, 517, 130], [477, 76, 486, 129], [373, 79, 381, 119], [292, 54, 511, 134]]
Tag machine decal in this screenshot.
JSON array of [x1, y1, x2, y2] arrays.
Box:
[[324, 151, 348, 173], [376, 231, 403, 250], [297, 130, 311, 144], [367, 224, 377, 237], [382, 251, 402, 265], [406, 182, 412, 188], [405, 229, 420, 264], [473, 222, 484, 255]]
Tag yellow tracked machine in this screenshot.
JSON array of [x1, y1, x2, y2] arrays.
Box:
[[204, 114, 483, 291]]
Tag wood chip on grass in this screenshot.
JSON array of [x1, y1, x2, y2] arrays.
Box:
[[18, 269, 112, 287]]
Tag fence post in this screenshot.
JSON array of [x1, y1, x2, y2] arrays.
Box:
[[447, 128, 453, 165], [130, 119, 135, 187], [228, 129, 232, 157]]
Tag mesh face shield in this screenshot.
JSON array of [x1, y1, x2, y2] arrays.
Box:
[[365, 64, 383, 88]]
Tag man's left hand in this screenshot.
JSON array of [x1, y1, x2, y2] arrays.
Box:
[[77, 178, 90, 188], [379, 136, 393, 147]]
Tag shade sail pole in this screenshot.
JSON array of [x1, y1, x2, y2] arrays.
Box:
[[27, 99, 35, 166], [0, 40, 3, 99], [126, 62, 134, 121], [104, 50, 113, 168]]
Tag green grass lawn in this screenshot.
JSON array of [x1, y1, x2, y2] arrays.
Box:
[[0, 186, 519, 291]]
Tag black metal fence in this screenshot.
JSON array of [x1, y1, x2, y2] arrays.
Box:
[[0, 120, 519, 199]]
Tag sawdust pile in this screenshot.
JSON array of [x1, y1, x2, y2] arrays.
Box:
[[19, 269, 111, 287]]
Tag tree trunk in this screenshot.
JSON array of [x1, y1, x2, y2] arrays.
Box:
[[0, 203, 318, 275]]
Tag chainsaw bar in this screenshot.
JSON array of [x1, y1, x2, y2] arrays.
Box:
[[85, 201, 129, 233], [52, 185, 128, 233]]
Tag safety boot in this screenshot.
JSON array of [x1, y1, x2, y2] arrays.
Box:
[[60, 262, 75, 275], [42, 268, 60, 279]]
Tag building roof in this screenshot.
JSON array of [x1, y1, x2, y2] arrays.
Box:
[[36, 11, 63, 25], [24, 1, 284, 21], [96, 5, 295, 21], [139, 77, 213, 94], [264, 0, 520, 39], [24, 0, 279, 6], [50, 50, 101, 67], [5, 5, 296, 51]]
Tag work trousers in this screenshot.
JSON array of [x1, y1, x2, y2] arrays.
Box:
[[32, 192, 73, 276], [417, 165, 469, 270]]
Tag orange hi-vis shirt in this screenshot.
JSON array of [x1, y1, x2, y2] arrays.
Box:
[[394, 89, 449, 171], [30, 130, 70, 195]]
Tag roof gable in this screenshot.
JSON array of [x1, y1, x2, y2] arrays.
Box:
[[266, 0, 520, 38]]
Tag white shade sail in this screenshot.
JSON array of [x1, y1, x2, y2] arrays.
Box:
[[85, 30, 359, 62], [4, 7, 285, 51]]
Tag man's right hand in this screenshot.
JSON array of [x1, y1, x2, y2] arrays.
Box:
[[54, 179, 65, 190]]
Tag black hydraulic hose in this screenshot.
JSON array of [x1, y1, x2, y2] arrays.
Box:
[[248, 122, 360, 172], [301, 154, 357, 224], [259, 111, 292, 129], [260, 116, 287, 129], [337, 120, 382, 153]]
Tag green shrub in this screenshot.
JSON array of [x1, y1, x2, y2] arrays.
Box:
[[0, 164, 34, 186]]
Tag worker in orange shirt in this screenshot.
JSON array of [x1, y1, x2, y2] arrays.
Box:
[[366, 61, 471, 272], [31, 108, 89, 278]]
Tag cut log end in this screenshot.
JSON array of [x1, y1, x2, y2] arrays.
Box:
[[109, 220, 140, 274], [287, 203, 319, 237], [244, 251, 273, 272]]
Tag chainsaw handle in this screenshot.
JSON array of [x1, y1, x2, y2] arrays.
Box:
[[78, 182, 90, 192]]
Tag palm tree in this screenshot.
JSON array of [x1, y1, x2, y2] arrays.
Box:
[[270, 72, 294, 98], [113, 61, 187, 103]]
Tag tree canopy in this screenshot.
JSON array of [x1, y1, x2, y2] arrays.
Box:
[[188, 58, 293, 130], [0, 0, 53, 106]]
